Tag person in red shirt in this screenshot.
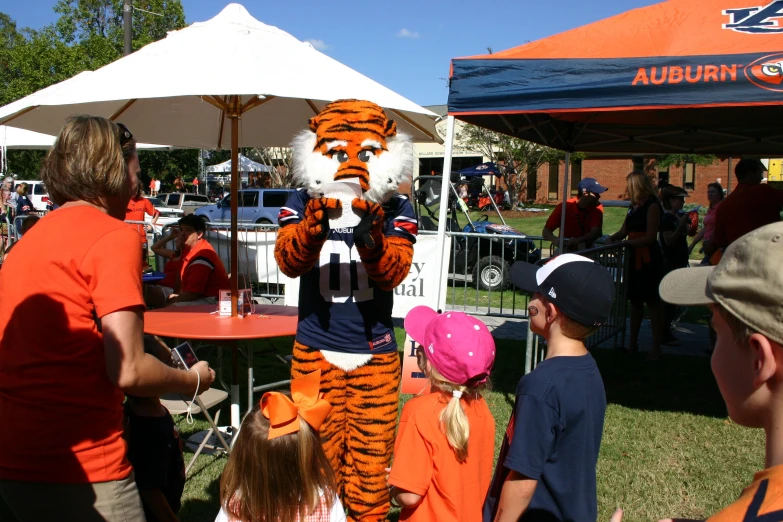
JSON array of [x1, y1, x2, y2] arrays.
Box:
[[542, 177, 607, 252], [166, 214, 229, 306], [126, 187, 160, 269], [0, 117, 215, 522], [705, 158, 783, 260]]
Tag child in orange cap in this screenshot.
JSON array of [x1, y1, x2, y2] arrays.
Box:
[[387, 307, 496, 522]]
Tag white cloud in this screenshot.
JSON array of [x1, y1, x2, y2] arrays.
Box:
[[397, 28, 420, 39], [305, 39, 329, 50]]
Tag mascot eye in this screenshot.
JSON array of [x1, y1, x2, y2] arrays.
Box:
[[358, 150, 373, 162], [336, 151, 349, 163]]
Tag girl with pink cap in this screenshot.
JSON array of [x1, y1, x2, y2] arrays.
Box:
[[387, 306, 496, 522]]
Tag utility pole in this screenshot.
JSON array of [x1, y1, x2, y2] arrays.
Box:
[[123, 0, 132, 56]]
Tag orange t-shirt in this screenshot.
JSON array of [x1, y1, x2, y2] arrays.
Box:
[[544, 198, 604, 240], [712, 183, 783, 249], [707, 463, 783, 521], [159, 257, 183, 290], [180, 239, 229, 298], [125, 196, 159, 243], [389, 391, 496, 522], [0, 206, 144, 484]]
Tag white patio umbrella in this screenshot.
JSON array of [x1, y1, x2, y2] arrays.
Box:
[[0, 3, 439, 317], [0, 125, 175, 150]]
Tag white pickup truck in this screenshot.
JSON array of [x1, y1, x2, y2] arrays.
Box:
[[156, 192, 211, 215]]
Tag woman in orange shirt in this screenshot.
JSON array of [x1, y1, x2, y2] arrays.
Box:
[[388, 306, 496, 522], [0, 116, 216, 522]]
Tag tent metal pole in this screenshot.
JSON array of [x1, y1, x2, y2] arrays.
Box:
[[727, 157, 732, 195], [558, 152, 570, 253], [433, 116, 456, 310]]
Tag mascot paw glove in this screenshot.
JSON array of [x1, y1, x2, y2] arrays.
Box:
[[304, 197, 341, 240], [352, 199, 385, 250]]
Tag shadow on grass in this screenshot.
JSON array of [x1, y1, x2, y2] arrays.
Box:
[[180, 474, 221, 522], [489, 338, 727, 419]]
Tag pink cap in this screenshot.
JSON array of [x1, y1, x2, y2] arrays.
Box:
[[404, 306, 496, 386]]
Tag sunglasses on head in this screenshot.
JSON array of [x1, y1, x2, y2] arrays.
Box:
[[116, 122, 133, 147]]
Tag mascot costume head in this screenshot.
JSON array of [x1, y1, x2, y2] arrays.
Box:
[[274, 99, 417, 522], [291, 99, 413, 204]]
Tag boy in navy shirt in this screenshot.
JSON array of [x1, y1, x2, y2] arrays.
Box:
[[484, 254, 615, 522]]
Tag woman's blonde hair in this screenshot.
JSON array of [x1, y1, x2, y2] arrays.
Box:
[[626, 170, 659, 206], [425, 357, 489, 463], [40, 115, 136, 206], [15, 183, 27, 196], [219, 398, 337, 522]]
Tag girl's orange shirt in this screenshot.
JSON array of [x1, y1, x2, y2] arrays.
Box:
[[389, 391, 496, 522]]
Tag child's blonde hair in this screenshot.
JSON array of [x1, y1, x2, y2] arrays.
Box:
[[219, 396, 336, 522], [424, 354, 489, 463]]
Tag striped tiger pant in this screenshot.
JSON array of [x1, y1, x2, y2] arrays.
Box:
[[291, 341, 400, 522]]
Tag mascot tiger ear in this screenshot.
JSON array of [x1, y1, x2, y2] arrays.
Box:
[[292, 99, 413, 204]]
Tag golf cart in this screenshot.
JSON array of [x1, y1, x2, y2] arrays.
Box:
[[413, 173, 541, 291]]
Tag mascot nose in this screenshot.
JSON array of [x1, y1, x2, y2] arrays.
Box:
[[335, 159, 370, 191]]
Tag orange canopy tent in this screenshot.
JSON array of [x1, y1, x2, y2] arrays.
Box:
[[447, 0, 783, 154], [433, 0, 783, 256]]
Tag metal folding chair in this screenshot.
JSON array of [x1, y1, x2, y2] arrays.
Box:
[[161, 389, 231, 475]]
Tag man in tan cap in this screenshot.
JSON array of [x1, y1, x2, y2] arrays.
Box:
[[652, 222, 783, 521]]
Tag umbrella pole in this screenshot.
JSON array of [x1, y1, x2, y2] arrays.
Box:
[[230, 114, 239, 317]]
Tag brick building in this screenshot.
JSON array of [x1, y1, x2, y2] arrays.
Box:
[[526, 156, 738, 207]]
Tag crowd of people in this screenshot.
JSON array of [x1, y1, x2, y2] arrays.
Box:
[[1, 114, 782, 522]]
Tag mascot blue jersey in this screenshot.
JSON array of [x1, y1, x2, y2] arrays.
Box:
[[279, 189, 417, 354]]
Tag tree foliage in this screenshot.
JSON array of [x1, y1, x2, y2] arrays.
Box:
[[457, 123, 584, 204], [0, 1, 187, 180], [656, 154, 718, 169]]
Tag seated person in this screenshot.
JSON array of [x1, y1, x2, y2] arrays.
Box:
[[167, 215, 229, 306], [542, 177, 607, 252], [145, 226, 185, 309], [124, 336, 186, 522], [3, 215, 41, 257]]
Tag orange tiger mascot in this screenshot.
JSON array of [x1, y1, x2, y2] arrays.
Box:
[[274, 100, 416, 522]]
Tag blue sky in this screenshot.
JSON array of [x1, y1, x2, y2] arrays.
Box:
[[4, 0, 660, 106]]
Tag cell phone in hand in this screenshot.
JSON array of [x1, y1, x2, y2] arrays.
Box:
[[171, 342, 199, 370]]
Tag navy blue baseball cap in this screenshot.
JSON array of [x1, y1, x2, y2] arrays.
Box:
[[510, 254, 615, 327], [577, 178, 608, 194]]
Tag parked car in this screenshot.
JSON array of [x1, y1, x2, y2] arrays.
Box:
[[157, 192, 212, 215], [144, 196, 185, 228], [195, 188, 295, 224], [13, 180, 51, 211]]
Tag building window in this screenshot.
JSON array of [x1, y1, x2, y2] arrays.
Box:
[[657, 165, 670, 190], [548, 162, 559, 199], [569, 160, 582, 196], [632, 157, 645, 172], [683, 162, 695, 190]]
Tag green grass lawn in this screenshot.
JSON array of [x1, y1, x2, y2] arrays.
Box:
[[174, 330, 761, 522]]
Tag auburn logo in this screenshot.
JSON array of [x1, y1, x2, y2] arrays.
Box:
[[746, 53, 783, 91], [723, 0, 783, 33]]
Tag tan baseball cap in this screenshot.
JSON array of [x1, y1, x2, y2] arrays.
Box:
[[659, 222, 783, 345]]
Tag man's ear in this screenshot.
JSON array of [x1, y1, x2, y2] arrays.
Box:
[[750, 333, 778, 388]]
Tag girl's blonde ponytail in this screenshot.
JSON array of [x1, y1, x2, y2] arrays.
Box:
[[439, 385, 471, 462]]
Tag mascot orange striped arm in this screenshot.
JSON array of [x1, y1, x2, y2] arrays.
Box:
[[274, 100, 416, 522]]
